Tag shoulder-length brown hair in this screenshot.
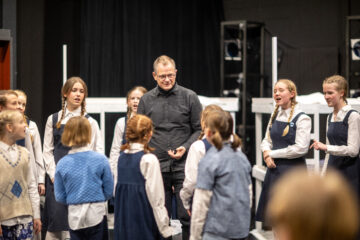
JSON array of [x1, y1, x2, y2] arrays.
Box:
[[61, 116, 91, 147]]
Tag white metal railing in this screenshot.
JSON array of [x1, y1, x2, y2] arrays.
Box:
[[86, 96, 239, 151]]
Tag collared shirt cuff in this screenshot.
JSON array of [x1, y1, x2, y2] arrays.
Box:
[[161, 226, 173, 238]]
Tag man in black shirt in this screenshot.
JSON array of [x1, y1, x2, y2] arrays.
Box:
[[137, 55, 202, 240]]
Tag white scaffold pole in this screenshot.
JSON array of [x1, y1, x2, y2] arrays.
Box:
[[272, 37, 278, 89], [63, 44, 67, 85]]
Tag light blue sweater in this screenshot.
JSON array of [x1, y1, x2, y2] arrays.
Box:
[[54, 151, 113, 205]]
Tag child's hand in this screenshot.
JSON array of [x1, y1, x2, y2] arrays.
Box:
[[33, 219, 42, 234], [187, 209, 191, 216], [310, 140, 327, 151], [263, 150, 270, 160], [264, 156, 276, 168], [38, 184, 45, 195]]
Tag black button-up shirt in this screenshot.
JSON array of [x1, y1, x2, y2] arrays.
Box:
[[137, 83, 202, 172]]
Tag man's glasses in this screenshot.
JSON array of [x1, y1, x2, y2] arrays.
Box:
[[157, 73, 176, 80]]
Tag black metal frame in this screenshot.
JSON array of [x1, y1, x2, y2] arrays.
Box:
[[220, 20, 264, 138], [346, 16, 360, 93]]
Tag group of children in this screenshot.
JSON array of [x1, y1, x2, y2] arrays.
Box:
[[0, 73, 359, 240]]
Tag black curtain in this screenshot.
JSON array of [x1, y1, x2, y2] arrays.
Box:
[[79, 0, 224, 97]]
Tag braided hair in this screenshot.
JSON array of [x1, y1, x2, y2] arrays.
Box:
[[56, 77, 88, 129], [120, 114, 154, 153], [268, 79, 298, 139]]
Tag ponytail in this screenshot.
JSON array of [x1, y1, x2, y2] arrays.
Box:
[[231, 133, 242, 150], [211, 131, 224, 150]]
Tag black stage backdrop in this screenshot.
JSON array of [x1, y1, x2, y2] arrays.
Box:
[[79, 0, 224, 97]]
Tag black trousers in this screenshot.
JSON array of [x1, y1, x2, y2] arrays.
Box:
[[162, 171, 190, 240]]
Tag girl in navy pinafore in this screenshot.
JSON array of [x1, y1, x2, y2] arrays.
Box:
[[255, 79, 311, 224], [109, 86, 147, 197], [311, 75, 360, 197], [114, 114, 172, 240], [42, 77, 104, 239]]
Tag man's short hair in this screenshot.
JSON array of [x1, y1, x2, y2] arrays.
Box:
[[153, 55, 176, 73]]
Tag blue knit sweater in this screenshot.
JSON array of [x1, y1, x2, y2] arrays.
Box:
[[54, 151, 114, 205]]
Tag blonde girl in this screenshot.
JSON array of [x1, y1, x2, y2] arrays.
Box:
[[109, 86, 147, 194], [15, 90, 45, 195], [42, 77, 103, 240], [311, 75, 360, 196], [255, 79, 311, 224], [180, 104, 223, 213], [114, 114, 171, 240], [54, 116, 113, 240], [0, 110, 41, 239], [190, 110, 251, 240]]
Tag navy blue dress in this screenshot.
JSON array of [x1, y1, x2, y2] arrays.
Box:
[[255, 112, 307, 222], [327, 110, 359, 197], [114, 151, 161, 240]]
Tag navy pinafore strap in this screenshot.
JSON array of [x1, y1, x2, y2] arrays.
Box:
[[202, 138, 212, 152]]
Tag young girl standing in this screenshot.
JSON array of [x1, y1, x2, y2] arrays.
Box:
[[255, 79, 311, 224], [109, 86, 147, 194], [180, 104, 223, 213], [311, 75, 360, 196], [114, 114, 172, 240], [54, 116, 113, 240], [0, 110, 41, 239], [42, 77, 104, 240], [190, 110, 251, 240], [15, 90, 45, 195]]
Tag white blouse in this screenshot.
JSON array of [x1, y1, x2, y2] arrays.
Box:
[[42, 107, 104, 180], [180, 139, 206, 210], [25, 120, 44, 184], [260, 104, 311, 159], [109, 116, 126, 195]]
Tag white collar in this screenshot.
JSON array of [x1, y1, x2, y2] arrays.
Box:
[[0, 141, 17, 151], [64, 106, 82, 117], [69, 145, 91, 154], [124, 143, 145, 153]]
